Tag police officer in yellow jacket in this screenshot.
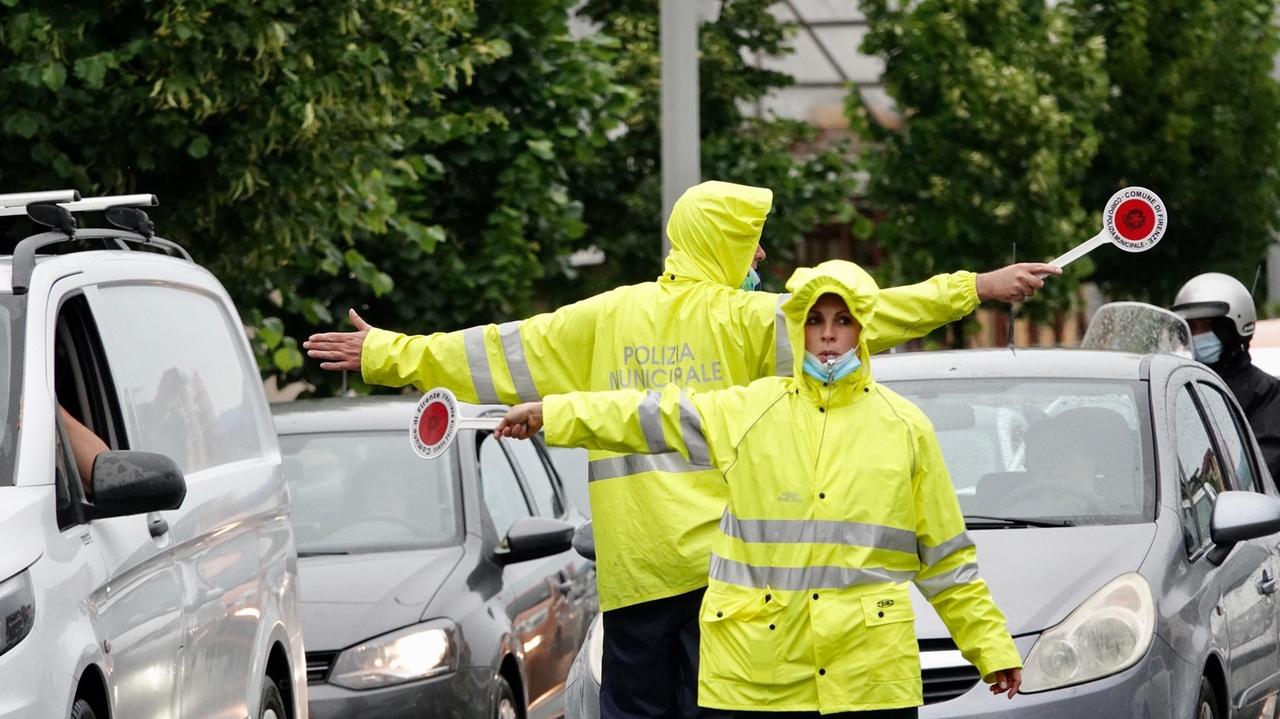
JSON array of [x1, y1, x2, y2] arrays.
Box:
[[497, 260, 1022, 717], [305, 181, 1051, 719]]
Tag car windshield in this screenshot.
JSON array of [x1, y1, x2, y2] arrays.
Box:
[[886, 379, 1155, 526], [280, 431, 461, 554]]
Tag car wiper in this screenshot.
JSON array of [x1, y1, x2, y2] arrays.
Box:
[[297, 550, 351, 557], [963, 515, 1075, 528]]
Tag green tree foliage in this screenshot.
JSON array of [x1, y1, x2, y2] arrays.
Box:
[[0, 0, 507, 377], [1072, 0, 1280, 303], [572, 0, 863, 293], [283, 0, 634, 392], [854, 0, 1109, 318]]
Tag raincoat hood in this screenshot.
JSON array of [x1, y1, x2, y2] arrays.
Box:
[[663, 181, 773, 287], [781, 260, 880, 394]]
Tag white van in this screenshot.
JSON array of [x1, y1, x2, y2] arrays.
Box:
[[0, 192, 305, 719]]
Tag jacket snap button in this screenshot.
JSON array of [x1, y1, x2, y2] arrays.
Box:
[[823, 382, 828, 387], [864, 387, 869, 393], [717, 611, 723, 618], [819, 668, 826, 676], [812, 593, 819, 600], [819, 493, 825, 499], [819, 407, 825, 413], [878, 611, 884, 618], [769, 624, 776, 630], [765, 594, 771, 602]]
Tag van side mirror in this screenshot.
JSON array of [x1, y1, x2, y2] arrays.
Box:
[[494, 517, 574, 566], [88, 451, 186, 521], [1207, 491, 1280, 565]]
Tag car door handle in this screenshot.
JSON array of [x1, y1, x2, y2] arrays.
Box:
[[147, 512, 169, 538], [1260, 570, 1277, 596]]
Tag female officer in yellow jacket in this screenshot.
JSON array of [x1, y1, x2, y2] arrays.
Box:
[[498, 260, 1023, 717]]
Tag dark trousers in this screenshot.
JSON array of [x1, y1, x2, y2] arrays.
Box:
[[732, 706, 921, 711], [601, 586, 731, 719]]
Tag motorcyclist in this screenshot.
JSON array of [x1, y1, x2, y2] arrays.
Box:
[[1173, 272, 1280, 481]]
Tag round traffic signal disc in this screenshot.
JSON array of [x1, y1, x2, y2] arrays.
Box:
[[411, 388, 459, 459], [1103, 187, 1166, 252]]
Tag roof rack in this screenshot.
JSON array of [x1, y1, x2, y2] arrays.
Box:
[[3, 191, 192, 295]]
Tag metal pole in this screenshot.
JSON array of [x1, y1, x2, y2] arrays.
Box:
[[660, 0, 701, 260]]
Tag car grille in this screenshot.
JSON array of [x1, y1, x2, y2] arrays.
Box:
[[306, 651, 338, 685], [919, 638, 982, 705]]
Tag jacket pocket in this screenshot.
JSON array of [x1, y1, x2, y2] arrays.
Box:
[[859, 589, 919, 685], [700, 586, 795, 685]]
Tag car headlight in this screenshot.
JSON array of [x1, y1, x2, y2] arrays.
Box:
[[329, 619, 457, 690], [1020, 573, 1154, 693], [0, 570, 35, 658], [587, 614, 604, 686]]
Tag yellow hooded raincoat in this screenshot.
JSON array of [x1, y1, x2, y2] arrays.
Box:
[[362, 181, 982, 612], [541, 260, 1021, 713]]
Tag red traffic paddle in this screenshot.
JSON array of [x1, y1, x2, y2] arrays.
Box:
[[411, 388, 502, 459], [1040, 187, 1167, 276]]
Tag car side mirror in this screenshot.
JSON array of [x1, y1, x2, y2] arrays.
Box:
[[573, 520, 595, 561], [88, 451, 186, 521], [494, 517, 575, 566], [1207, 491, 1280, 565]]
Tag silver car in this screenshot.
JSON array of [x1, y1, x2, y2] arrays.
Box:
[[567, 347, 1280, 719]]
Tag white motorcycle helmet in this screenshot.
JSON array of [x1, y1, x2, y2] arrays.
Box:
[[1172, 272, 1257, 339]]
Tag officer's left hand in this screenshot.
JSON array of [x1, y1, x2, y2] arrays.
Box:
[[976, 264, 1061, 302], [988, 667, 1022, 699], [497, 403, 544, 440]]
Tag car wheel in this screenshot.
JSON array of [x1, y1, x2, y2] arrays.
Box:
[[1196, 676, 1220, 719], [69, 699, 97, 719], [494, 676, 519, 719], [259, 677, 287, 719]]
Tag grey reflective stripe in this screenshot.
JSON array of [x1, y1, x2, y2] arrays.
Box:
[[638, 390, 669, 454], [498, 321, 538, 403], [587, 453, 709, 482], [719, 513, 916, 555], [918, 532, 975, 567], [464, 326, 500, 404], [774, 293, 793, 377], [915, 562, 981, 600], [710, 553, 917, 591], [678, 391, 711, 466]]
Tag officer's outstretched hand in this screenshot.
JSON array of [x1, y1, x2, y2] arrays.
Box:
[[497, 403, 544, 440], [976, 264, 1061, 303], [988, 667, 1022, 699], [304, 309, 373, 371]]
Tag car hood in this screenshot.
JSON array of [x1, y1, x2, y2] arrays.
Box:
[[0, 487, 47, 581], [911, 523, 1158, 638], [298, 545, 464, 650]]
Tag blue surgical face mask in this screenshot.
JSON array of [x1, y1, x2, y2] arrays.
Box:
[[740, 267, 761, 292], [1193, 331, 1223, 365], [803, 348, 862, 383]]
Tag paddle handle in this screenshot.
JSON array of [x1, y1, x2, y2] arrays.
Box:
[[1037, 232, 1108, 278], [457, 417, 504, 431]]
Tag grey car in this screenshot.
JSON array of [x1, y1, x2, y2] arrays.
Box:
[[566, 347, 1280, 719], [273, 397, 597, 719]]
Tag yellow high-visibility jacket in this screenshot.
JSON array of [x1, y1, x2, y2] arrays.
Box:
[[363, 181, 981, 612], [542, 260, 1020, 713]]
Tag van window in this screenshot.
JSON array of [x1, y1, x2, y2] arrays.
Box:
[[91, 285, 265, 473]]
